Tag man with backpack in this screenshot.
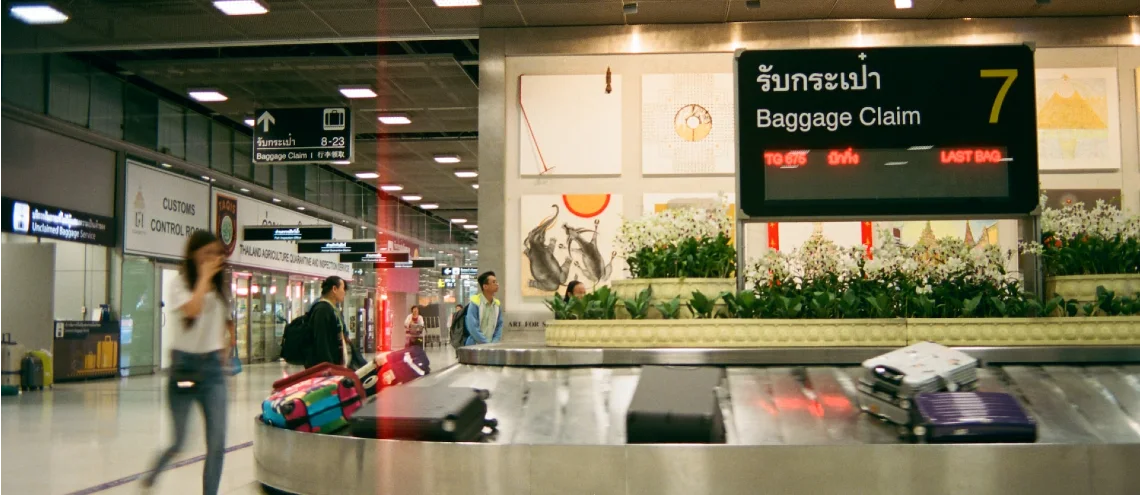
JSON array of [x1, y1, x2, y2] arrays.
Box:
[[281, 276, 358, 368], [450, 271, 503, 349]]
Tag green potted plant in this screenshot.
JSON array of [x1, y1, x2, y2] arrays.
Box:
[[611, 199, 736, 318]]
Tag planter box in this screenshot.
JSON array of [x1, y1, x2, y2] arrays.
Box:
[[612, 278, 735, 319], [1045, 274, 1140, 302], [907, 316, 1140, 346], [545, 318, 907, 348]]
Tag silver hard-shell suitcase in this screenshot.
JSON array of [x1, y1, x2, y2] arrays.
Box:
[[857, 378, 977, 425], [860, 341, 978, 397]]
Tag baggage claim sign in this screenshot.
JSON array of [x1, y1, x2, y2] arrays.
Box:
[[735, 45, 1038, 219]]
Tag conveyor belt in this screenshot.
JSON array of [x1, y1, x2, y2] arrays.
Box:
[[255, 363, 1140, 495], [411, 364, 1140, 445]]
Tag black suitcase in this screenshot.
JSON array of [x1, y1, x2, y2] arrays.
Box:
[[349, 386, 497, 442], [21, 354, 43, 391], [626, 366, 726, 444]]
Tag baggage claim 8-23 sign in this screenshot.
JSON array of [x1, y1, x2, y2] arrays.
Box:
[[735, 45, 1039, 219]]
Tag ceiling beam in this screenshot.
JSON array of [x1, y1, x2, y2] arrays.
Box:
[[3, 33, 479, 55]]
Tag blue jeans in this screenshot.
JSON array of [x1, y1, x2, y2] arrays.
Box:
[[145, 350, 228, 495]]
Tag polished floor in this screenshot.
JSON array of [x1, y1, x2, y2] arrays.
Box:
[[1, 347, 458, 495]]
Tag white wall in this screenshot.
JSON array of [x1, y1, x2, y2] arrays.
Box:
[[0, 242, 56, 352], [46, 239, 109, 321], [499, 47, 1140, 314]]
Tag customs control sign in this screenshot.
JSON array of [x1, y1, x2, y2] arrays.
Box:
[[252, 107, 353, 164]]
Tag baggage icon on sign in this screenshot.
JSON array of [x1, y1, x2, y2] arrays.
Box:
[[323, 108, 346, 131]]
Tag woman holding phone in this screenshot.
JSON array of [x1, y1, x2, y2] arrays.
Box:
[[142, 230, 232, 495]]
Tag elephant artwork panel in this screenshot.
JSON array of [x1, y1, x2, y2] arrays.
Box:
[[520, 194, 624, 298]]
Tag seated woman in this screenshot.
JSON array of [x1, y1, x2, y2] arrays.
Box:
[[563, 280, 587, 303]]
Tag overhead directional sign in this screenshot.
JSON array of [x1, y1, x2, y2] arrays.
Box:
[[340, 252, 412, 263], [296, 240, 375, 254], [243, 225, 333, 242], [375, 258, 436, 269], [735, 44, 1038, 219], [252, 107, 353, 165], [442, 266, 478, 277]]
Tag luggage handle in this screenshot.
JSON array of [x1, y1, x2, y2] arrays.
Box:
[[872, 365, 905, 385]]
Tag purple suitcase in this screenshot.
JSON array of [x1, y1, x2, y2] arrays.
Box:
[[912, 392, 1037, 443]]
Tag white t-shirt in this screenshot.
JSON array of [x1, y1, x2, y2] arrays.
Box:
[[166, 277, 228, 354]]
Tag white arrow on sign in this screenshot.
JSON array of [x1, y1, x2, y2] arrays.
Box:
[[256, 111, 276, 133]]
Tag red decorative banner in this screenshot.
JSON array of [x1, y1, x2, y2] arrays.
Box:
[[767, 222, 780, 250]]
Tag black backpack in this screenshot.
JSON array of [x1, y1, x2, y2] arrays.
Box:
[[449, 303, 470, 349], [280, 302, 325, 365]]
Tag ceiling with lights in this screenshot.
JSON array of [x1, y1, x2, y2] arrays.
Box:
[[4, 0, 1137, 240]]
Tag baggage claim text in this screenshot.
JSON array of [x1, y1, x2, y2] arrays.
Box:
[[753, 59, 920, 133]]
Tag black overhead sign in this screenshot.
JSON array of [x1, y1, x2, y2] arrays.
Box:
[[442, 266, 479, 277], [252, 107, 353, 164], [243, 225, 333, 242], [340, 252, 412, 263], [296, 240, 376, 254], [1, 197, 115, 246], [375, 258, 436, 269], [735, 44, 1038, 219]]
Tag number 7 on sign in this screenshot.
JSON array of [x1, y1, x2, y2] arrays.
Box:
[[980, 69, 1018, 124]]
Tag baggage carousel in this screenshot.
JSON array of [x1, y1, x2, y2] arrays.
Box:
[[256, 345, 1140, 495]]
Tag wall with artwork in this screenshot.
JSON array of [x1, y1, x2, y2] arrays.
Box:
[[498, 47, 1140, 313]]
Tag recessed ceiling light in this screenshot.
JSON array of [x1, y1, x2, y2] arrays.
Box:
[[433, 0, 481, 6], [339, 86, 377, 99], [9, 4, 68, 25], [160, 163, 173, 169], [380, 184, 404, 192], [434, 154, 461, 164], [463, 224, 478, 230], [356, 172, 380, 179], [213, 0, 268, 15], [894, 0, 912, 8], [201, 175, 212, 181], [450, 218, 467, 224], [402, 195, 423, 201], [240, 188, 250, 193], [244, 118, 255, 126], [332, 160, 350, 165], [377, 113, 411, 125], [297, 206, 306, 211], [361, 226, 368, 230], [420, 204, 439, 210], [472, 184, 479, 189], [454, 170, 478, 178], [272, 198, 282, 203], [188, 89, 228, 102]]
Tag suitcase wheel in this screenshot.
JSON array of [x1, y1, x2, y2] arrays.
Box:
[[484, 418, 499, 431], [475, 389, 491, 401], [340, 377, 355, 388], [912, 426, 927, 437], [279, 402, 295, 415], [441, 418, 457, 433]]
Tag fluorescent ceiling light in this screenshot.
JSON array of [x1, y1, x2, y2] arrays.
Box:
[[402, 195, 423, 201], [472, 184, 479, 189], [272, 198, 281, 203], [243, 118, 255, 126], [433, 0, 481, 6], [332, 160, 350, 165], [434, 154, 461, 164], [9, 4, 69, 24], [160, 163, 173, 169], [463, 224, 478, 230], [454, 170, 478, 178], [420, 204, 439, 210], [339, 86, 377, 99], [297, 206, 306, 211], [188, 89, 228, 102], [451, 218, 468, 224], [377, 113, 411, 125], [356, 172, 380, 179], [894, 0, 912, 8], [239, 188, 250, 193], [380, 184, 404, 192], [201, 175, 212, 181], [213, 0, 268, 15]]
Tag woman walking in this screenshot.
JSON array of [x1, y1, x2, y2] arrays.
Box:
[[142, 231, 232, 495]]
